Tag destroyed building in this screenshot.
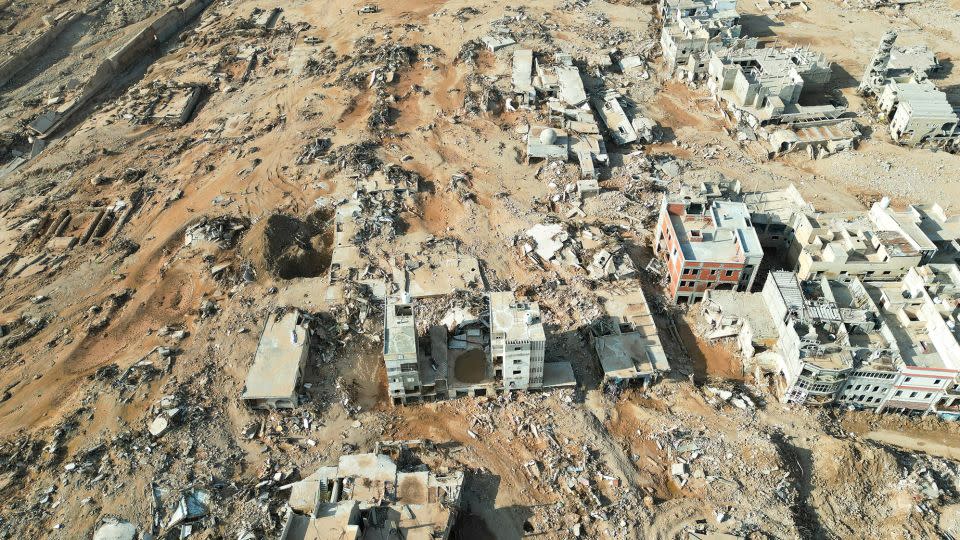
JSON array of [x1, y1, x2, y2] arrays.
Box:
[[706, 44, 860, 157], [241, 310, 310, 409], [592, 287, 671, 385], [118, 82, 204, 126], [280, 442, 464, 540], [859, 31, 959, 148], [658, 0, 751, 81], [520, 49, 655, 181], [384, 292, 575, 405], [653, 194, 763, 303], [512, 48, 536, 108]]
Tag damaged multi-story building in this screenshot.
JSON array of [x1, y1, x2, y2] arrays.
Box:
[[384, 295, 428, 405], [280, 441, 464, 539], [706, 44, 860, 157], [517, 49, 657, 182], [653, 192, 764, 303], [859, 31, 959, 148], [658, 0, 752, 81], [676, 180, 960, 286], [703, 265, 960, 418], [591, 287, 671, 385], [384, 291, 575, 405]]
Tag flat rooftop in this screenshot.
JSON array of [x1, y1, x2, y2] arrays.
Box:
[[384, 298, 417, 358], [669, 200, 761, 263], [490, 292, 545, 343], [242, 311, 308, 401]]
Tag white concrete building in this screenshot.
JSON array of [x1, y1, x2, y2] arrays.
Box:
[[490, 292, 546, 390]]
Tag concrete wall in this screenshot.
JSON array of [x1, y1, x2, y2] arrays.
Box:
[[32, 0, 211, 138]]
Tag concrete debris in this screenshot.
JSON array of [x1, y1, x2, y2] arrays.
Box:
[[92, 518, 137, 540], [0, 1, 957, 539]]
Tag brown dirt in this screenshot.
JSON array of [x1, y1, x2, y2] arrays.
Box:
[[241, 211, 332, 280]]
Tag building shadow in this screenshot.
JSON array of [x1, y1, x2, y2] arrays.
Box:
[[828, 63, 860, 92], [769, 431, 830, 539], [931, 58, 954, 81], [450, 472, 534, 540], [739, 14, 784, 38]]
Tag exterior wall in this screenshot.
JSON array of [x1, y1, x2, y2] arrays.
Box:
[[890, 105, 959, 146], [838, 370, 896, 409], [796, 251, 921, 282], [497, 337, 545, 390], [881, 367, 957, 413]]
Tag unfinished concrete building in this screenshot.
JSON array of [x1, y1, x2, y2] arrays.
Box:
[[280, 441, 464, 540], [870, 199, 960, 265], [707, 46, 837, 125], [859, 31, 959, 148], [659, 0, 751, 81], [654, 195, 764, 303], [241, 311, 310, 409], [706, 44, 859, 157], [789, 210, 924, 282]]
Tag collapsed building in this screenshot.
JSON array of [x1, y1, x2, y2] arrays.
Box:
[[707, 45, 860, 158], [117, 81, 205, 126], [706, 267, 960, 418], [517, 49, 657, 181], [591, 287, 671, 385], [280, 441, 464, 540], [385, 292, 575, 405], [859, 31, 959, 148], [241, 310, 311, 409], [658, 0, 753, 81], [653, 193, 764, 303], [28, 0, 213, 139]]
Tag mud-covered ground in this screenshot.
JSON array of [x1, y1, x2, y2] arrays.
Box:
[[0, 0, 959, 538]]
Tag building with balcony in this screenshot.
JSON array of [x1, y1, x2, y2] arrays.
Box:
[[738, 266, 960, 417]]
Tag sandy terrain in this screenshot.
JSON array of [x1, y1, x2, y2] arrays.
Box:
[[0, 0, 957, 538]]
